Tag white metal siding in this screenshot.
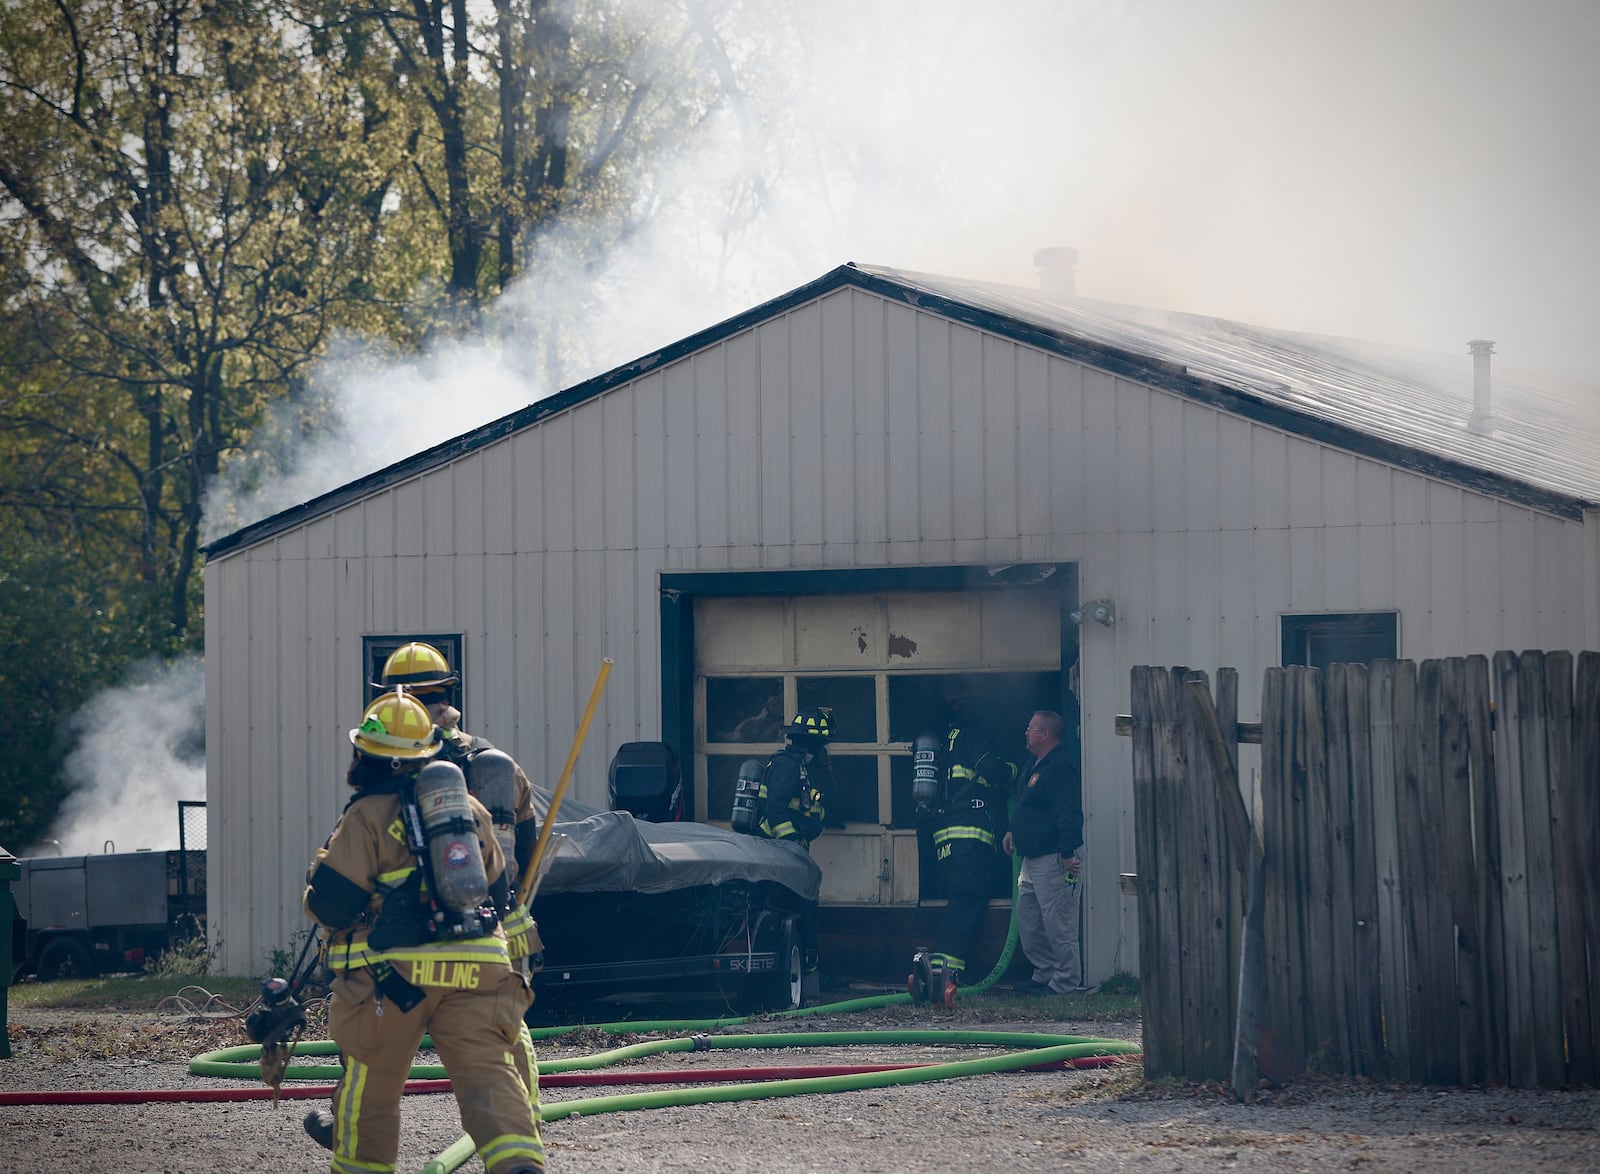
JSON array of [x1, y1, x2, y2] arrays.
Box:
[[207, 285, 1594, 978]]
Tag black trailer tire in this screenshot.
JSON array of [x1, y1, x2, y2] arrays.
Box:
[[36, 936, 96, 981], [746, 915, 803, 1013]]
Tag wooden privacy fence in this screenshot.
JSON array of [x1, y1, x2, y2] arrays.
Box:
[[1126, 652, 1600, 1092]]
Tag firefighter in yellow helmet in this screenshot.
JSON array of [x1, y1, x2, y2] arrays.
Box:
[[301, 690, 545, 1174], [375, 643, 544, 1133]]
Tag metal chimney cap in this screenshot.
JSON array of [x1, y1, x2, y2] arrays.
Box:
[[1467, 339, 1496, 354]]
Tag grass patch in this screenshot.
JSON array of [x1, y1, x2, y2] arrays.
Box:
[[974, 970, 1140, 1020], [976, 988, 1139, 1020], [8, 972, 262, 1012]]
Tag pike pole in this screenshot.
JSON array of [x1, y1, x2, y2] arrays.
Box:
[[518, 657, 612, 910]]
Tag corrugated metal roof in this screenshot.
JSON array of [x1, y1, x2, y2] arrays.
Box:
[[206, 262, 1597, 557], [855, 263, 1600, 507]]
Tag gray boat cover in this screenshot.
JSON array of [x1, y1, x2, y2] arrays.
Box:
[[529, 786, 822, 902]]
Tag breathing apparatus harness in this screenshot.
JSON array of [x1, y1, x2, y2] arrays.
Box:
[[370, 760, 502, 952]]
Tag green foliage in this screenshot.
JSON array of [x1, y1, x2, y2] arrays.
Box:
[[144, 933, 221, 979], [267, 927, 313, 979], [1098, 970, 1141, 997]]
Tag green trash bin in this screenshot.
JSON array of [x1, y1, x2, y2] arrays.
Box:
[[0, 844, 18, 1059]]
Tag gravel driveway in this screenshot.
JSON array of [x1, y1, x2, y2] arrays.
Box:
[[4, 1000, 1597, 1172]]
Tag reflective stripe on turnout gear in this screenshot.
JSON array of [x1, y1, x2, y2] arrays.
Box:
[[332, 1054, 381, 1172], [326, 935, 510, 973], [479, 1131, 545, 1172], [932, 824, 995, 848]]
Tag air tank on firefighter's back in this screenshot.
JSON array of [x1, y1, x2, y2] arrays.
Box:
[[729, 758, 765, 835], [413, 760, 490, 915], [912, 733, 946, 811], [607, 741, 683, 822], [464, 749, 519, 875]]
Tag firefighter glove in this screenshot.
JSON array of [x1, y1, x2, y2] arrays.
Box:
[[502, 906, 542, 963]]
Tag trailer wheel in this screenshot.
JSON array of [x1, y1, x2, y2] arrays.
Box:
[[36, 937, 96, 981], [747, 915, 803, 1013]]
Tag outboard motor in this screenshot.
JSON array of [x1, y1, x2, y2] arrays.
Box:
[[607, 741, 683, 822], [413, 759, 489, 917], [730, 758, 765, 836], [464, 748, 519, 878], [912, 733, 946, 812]]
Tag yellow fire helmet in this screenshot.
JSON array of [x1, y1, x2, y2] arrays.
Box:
[[374, 641, 459, 689], [349, 690, 442, 760]]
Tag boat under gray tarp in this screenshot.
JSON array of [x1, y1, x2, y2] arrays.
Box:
[[530, 787, 822, 903]]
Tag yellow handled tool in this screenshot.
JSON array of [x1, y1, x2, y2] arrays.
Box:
[[518, 657, 612, 907]]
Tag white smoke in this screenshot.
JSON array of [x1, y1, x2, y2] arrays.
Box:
[[44, 656, 206, 856], [203, 0, 1600, 540]]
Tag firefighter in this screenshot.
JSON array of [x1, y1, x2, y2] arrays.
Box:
[[758, 708, 834, 849], [302, 690, 544, 1174], [911, 722, 1017, 1004], [307, 645, 544, 1151]]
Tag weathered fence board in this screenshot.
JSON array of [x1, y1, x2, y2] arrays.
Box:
[[1464, 654, 1507, 1086], [1493, 651, 1536, 1087], [1180, 670, 1232, 1079], [1128, 665, 1168, 1078], [1260, 666, 1303, 1077], [1321, 663, 1357, 1071], [1516, 653, 1564, 1087], [1342, 662, 1383, 1077], [1299, 667, 1343, 1070], [1368, 660, 1409, 1077], [1544, 652, 1592, 1087], [1438, 658, 1477, 1084]]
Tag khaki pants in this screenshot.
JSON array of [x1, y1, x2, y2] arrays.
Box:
[[327, 962, 543, 1174], [1016, 851, 1082, 993]]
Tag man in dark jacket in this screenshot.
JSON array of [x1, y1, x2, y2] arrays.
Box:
[[1002, 709, 1086, 995]]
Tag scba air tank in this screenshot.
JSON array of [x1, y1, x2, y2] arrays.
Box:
[[465, 748, 519, 884], [912, 734, 945, 810], [414, 760, 489, 915], [730, 758, 765, 835]]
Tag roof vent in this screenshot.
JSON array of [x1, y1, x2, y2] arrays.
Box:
[[1033, 247, 1079, 298], [1467, 339, 1495, 435]]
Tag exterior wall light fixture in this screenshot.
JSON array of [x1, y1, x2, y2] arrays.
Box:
[[1070, 598, 1116, 628]]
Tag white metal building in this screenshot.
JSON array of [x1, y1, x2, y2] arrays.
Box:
[[203, 262, 1600, 980]]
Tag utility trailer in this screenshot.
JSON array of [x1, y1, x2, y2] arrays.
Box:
[[13, 849, 206, 980]]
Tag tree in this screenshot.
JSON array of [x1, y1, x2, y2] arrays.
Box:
[[0, 0, 409, 649], [307, 0, 720, 343]]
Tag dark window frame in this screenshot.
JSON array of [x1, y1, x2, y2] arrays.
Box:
[[1280, 612, 1398, 670], [362, 633, 467, 718]]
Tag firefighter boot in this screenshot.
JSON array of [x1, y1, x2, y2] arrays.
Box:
[[303, 1108, 335, 1151], [907, 946, 934, 1003]]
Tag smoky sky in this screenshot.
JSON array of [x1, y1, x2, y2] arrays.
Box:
[[799, 0, 1600, 380], [202, 0, 1600, 538]]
